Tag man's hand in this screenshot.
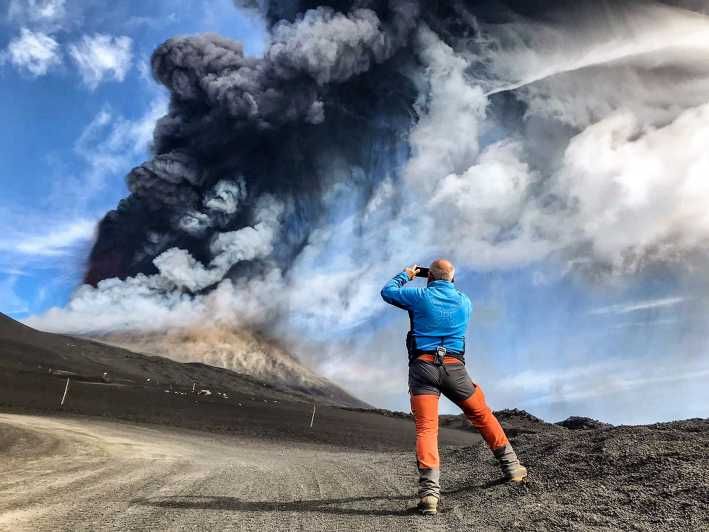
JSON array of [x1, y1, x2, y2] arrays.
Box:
[[405, 264, 421, 281]]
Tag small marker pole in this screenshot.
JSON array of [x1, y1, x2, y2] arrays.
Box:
[[60, 377, 70, 408], [309, 402, 316, 428]]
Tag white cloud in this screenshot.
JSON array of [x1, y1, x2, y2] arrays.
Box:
[[555, 104, 709, 271], [7, 0, 66, 27], [69, 34, 133, 89], [27, 274, 204, 333], [590, 296, 687, 316], [25, 268, 284, 335], [3, 27, 61, 76], [0, 218, 96, 257]]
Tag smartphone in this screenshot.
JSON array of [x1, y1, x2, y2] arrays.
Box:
[[415, 267, 429, 278]]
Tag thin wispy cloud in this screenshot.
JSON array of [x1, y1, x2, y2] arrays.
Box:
[[124, 12, 178, 30], [0, 268, 29, 277], [589, 296, 687, 316], [611, 318, 681, 329], [0, 218, 96, 258], [521, 368, 709, 407], [69, 33, 133, 89], [498, 357, 709, 408], [497, 360, 624, 394], [63, 93, 168, 202]]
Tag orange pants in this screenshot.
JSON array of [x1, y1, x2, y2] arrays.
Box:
[[410, 385, 508, 470]]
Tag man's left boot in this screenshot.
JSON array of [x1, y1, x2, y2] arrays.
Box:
[[493, 443, 528, 482], [417, 495, 438, 516]]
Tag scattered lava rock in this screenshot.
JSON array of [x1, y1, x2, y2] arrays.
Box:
[[438, 408, 563, 437], [556, 416, 613, 430], [495, 408, 546, 423], [494, 408, 564, 436]]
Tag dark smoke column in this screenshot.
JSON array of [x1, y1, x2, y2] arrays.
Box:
[[84, 0, 424, 289]]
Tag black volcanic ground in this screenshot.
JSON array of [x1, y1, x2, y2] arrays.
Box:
[[1, 312, 707, 530]]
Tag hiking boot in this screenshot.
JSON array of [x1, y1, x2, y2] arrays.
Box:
[[504, 464, 528, 482], [493, 443, 528, 482], [417, 495, 438, 515]]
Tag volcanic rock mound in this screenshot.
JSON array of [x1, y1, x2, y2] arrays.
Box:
[[556, 415, 613, 430], [441, 408, 563, 436]]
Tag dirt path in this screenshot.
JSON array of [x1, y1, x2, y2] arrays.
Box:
[[0, 413, 456, 531]]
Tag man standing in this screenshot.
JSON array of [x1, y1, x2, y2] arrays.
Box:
[[381, 259, 527, 516]]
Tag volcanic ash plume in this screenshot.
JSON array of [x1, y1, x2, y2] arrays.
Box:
[[28, 0, 709, 391]]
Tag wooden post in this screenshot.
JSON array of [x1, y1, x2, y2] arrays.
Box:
[[309, 402, 316, 428], [59, 377, 70, 408]]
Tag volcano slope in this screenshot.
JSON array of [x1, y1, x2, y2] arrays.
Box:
[[0, 312, 362, 410]]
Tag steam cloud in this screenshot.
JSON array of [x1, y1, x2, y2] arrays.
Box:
[[28, 0, 709, 415]]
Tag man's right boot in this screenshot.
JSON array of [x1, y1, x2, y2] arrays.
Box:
[[493, 443, 528, 482], [417, 495, 438, 516]]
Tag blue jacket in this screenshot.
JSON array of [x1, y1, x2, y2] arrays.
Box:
[[380, 271, 472, 354]]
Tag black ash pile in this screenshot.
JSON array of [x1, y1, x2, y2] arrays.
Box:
[[436, 418, 709, 530]]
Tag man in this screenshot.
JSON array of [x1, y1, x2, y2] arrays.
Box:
[[381, 259, 527, 516]]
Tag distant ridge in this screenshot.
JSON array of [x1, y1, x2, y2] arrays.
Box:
[[0, 312, 365, 407]]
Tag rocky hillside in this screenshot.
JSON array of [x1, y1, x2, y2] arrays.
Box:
[[0, 312, 364, 407]]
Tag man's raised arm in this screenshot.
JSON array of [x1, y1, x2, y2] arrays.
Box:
[[380, 265, 425, 310]]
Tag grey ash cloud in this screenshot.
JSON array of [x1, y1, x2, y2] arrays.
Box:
[[36, 0, 709, 337]]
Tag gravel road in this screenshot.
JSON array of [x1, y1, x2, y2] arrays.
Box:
[[0, 413, 441, 531]]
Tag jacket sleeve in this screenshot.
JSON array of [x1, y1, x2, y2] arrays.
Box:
[[380, 271, 424, 310]]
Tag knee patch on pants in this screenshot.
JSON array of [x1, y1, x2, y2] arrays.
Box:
[[457, 385, 508, 450]]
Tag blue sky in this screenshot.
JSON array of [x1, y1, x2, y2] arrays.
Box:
[[0, 0, 266, 317], [1, 1, 707, 424]]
